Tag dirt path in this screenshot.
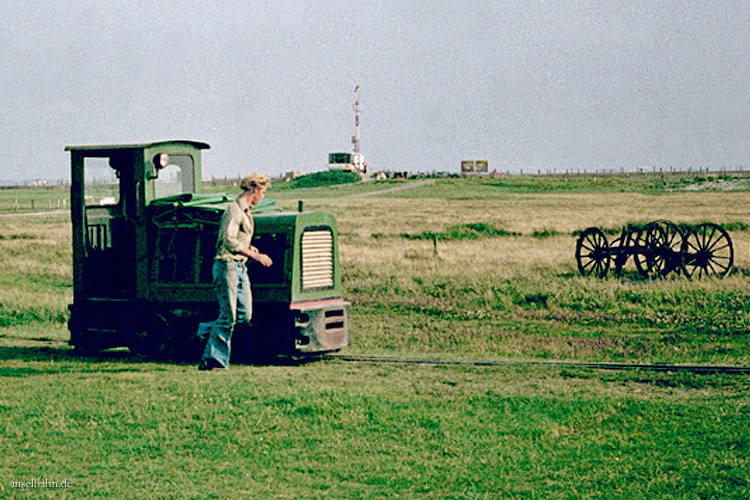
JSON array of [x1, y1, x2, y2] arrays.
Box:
[[349, 178, 437, 197]]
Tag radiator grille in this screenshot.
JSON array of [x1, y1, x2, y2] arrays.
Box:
[[301, 230, 334, 289]]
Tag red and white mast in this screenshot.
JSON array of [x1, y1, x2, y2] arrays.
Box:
[[352, 85, 361, 154]]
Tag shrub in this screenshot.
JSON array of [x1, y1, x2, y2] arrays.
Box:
[[400, 223, 518, 241], [286, 171, 361, 189]]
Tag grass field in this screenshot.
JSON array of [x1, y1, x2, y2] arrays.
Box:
[[1, 175, 749, 498]]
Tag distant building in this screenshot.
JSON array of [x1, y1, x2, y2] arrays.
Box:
[[328, 152, 367, 175], [284, 170, 303, 182]]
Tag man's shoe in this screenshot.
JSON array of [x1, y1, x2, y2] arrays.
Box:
[[198, 359, 228, 371]]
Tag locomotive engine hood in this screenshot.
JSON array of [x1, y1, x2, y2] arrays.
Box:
[[148, 193, 344, 304], [149, 192, 282, 215]]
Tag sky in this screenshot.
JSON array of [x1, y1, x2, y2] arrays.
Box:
[[1, 1, 748, 182]]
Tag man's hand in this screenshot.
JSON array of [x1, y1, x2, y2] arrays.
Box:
[[255, 253, 273, 267]]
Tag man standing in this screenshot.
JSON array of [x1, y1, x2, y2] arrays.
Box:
[[198, 174, 273, 370]]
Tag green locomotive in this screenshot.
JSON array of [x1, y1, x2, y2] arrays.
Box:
[[66, 140, 349, 360]]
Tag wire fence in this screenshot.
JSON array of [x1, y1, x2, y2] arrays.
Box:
[[462, 166, 750, 178], [0, 198, 69, 215], [0, 184, 71, 215]]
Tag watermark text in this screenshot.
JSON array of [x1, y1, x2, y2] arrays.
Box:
[[11, 478, 73, 489]]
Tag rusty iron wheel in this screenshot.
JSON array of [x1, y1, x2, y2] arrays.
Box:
[[681, 223, 734, 279], [633, 221, 684, 278], [576, 227, 611, 278]]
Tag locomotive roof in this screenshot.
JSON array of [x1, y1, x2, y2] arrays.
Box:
[[65, 140, 210, 152]]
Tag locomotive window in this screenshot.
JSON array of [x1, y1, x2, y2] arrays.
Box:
[[153, 154, 195, 199], [84, 158, 119, 206]]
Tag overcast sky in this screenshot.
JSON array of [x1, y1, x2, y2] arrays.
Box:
[[1, 1, 748, 182]]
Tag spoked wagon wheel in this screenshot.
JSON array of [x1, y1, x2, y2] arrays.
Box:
[[576, 227, 611, 278], [681, 223, 734, 279], [633, 221, 685, 278]]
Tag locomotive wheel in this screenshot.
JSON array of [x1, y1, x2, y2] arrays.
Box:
[[575, 227, 611, 278], [130, 311, 205, 361], [681, 223, 734, 279], [128, 311, 204, 360], [128, 312, 171, 359], [634, 221, 684, 278]]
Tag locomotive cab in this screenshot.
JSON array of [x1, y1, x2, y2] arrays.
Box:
[[66, 140, 350, 360]]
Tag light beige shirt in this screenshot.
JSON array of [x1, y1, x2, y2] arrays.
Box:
[[215, 196, 255, 263]]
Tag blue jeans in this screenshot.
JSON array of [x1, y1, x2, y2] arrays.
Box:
[[200, 260, 252, 367]]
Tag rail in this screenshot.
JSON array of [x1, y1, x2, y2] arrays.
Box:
[[325, 353, 750, 375]]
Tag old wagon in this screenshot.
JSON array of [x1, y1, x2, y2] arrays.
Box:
[[575, 220, 733, 279]]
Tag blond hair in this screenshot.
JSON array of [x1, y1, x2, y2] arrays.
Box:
[[240, 173, 270, 191]]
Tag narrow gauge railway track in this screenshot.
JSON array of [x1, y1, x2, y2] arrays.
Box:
[[7, 335, 748, 374], [325, 353, 750, 375]]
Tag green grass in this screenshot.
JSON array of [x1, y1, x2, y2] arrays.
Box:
[[1, 354, 748, 499], [5, 171, 749, 213], [362, 174, 750, 199], [2, 177, 750, 498], [345, 266, 750, 364]]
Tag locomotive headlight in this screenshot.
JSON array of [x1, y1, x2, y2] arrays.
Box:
[[154, 153, 169, 169]]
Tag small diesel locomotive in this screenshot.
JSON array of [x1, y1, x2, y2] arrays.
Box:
[[66, 140, 349, 360]]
